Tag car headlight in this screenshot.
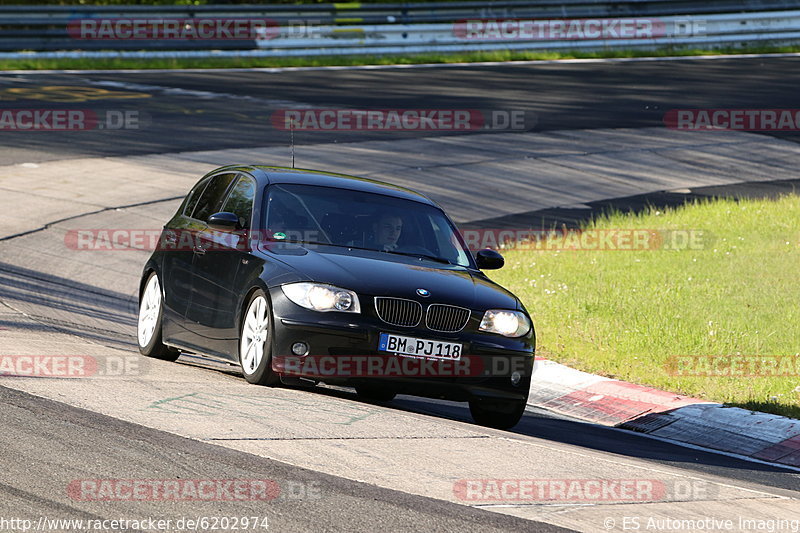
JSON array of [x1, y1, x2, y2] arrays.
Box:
[[479, 309, 530, 337], [281, 282, 361, 313]]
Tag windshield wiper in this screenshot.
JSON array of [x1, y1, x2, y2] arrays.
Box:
[[266, 240, 454, 265], [268, 240, 378, 253], [384, 250, 453, 265]]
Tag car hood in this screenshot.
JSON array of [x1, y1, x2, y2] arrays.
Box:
[[260, 244, 519, 311]]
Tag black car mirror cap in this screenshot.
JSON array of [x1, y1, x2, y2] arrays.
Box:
[[475, 248, 504, 270], [207, 211, 240, 231]]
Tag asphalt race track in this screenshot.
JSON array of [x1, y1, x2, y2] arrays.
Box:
[[1, 55, 800, 164], [1, 56, 799, 532]]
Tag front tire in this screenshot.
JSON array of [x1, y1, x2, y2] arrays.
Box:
[[137, 272, 180, 361], [469, 398, 527, 430], [239, 290, 279, 386]]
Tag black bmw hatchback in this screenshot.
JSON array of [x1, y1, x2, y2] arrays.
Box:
[[138, 165, 535, 429]]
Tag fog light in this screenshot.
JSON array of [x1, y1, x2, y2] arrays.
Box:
[[511, 371, 522, 386], [291, 342, 309, 356]]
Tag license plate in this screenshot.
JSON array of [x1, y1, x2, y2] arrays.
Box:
[[378, 333, 462, 360]]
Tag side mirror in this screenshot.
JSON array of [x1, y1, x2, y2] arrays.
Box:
[[207, 211, 240, 231], [475, 248, 504, 270]]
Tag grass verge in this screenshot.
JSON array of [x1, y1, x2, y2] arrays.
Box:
[[489, 194, 800, 419], [2, 44, 800, 71]]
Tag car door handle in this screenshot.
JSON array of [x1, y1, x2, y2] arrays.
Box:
[[193, 243, 207, 255], [163, 232, 177, 245]]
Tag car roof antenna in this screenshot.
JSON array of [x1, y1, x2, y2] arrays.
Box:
[[290, 118, 295, 169]]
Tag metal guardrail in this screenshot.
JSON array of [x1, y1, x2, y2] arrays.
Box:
[[1, 1, 800, 58]]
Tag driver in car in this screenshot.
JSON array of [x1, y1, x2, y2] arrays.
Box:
[[373, 212, 403, 252]]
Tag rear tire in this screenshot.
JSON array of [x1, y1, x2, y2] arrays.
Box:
[[469, 399, 527, 430], [137, 273, 180, 361], [355, 384, 396, 402], [239, 290, 279, 386]]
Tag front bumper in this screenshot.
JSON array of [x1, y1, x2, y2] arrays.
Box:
[[268, 287, 534, 403]]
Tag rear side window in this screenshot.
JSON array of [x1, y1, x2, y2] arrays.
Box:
[[191, 173, 236, 222], [221, 175, 257, 229], [182, 177, 210, 217]]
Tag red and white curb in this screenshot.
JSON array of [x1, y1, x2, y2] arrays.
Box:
[[529, 358, 800, 468]]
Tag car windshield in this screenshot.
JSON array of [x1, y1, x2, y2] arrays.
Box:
[[264, 183, 473, 267]]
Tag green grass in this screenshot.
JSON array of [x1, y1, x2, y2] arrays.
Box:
[[489, 195, 800, 419], [3, 44, 800, 71]]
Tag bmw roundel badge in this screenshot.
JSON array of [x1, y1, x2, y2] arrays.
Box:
[[416, 288, 430, 297]]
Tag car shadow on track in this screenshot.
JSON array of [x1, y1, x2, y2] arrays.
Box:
[[170, 352, 800, 494], [0, 262, 137, 349], [387, 396, 800, 484], [180, 352, 798, 478]]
